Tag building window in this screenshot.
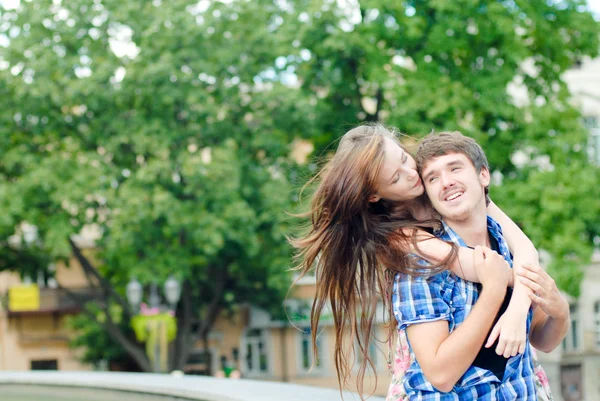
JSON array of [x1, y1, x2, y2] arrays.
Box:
[[244, 329, 269, 375], [184, 349, 214, 375], [562, 304, 580, 352], [560, 364, 583, 401], [31, 359, 58, 370], [583, 116, 600, 165], [595, 301, 600, 348], [297, 327, 325, 374]]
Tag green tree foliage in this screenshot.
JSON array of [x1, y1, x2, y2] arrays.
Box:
[[1, 0, 598, 370], [281, 0, 600, 295], [0, 0, 301, 371]]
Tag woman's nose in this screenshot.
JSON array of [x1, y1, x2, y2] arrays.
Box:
[[404, 167, 418, 180]]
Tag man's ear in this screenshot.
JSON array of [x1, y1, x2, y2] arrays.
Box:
[[479, 167, 491, 187], [368, 194, 380, 203]]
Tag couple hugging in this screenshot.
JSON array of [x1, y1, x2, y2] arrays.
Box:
[[291, 125, 568, 400]]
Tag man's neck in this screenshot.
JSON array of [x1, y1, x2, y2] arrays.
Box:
[[444, 207, 490, 248]]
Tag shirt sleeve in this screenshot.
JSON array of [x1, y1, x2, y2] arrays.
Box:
[[392, 270, 452, 332]]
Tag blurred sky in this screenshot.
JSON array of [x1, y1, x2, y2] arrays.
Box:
[[588, 0, 600, 16]]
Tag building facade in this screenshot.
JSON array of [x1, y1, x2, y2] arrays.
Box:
[[0, 256, 95, 371], [537, 251, 600, 401]]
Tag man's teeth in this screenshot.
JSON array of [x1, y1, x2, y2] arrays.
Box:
[[446, 192, 463, 201]]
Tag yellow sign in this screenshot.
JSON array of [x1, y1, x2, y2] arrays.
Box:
[[8, 285, 40, 312]]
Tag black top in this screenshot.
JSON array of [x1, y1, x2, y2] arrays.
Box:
[[470, 233, 512, 380]]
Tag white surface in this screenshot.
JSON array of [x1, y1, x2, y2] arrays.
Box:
[[0, 371, 385, 401]]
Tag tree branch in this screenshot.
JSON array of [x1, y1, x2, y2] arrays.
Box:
[[68, 238, 133, 318], [58, 284, 151, 372]]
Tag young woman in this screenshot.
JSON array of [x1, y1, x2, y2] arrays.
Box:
[[289, 124, 552, 400]]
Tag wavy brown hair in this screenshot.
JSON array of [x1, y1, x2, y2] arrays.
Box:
[[289, 124, 458, 398]]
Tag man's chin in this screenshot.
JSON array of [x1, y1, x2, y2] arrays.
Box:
[[436, 206, 469, 222]]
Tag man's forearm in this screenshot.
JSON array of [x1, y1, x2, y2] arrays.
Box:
[[530, 308, 570, 353], [422, 287, 506, 391]]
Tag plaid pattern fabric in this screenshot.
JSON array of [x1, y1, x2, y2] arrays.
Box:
[[390, 216, 539, 400]]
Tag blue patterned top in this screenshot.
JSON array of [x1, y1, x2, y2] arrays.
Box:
[[392, 216, 536, 400]]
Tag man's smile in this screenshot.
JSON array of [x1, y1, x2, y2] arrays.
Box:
[[443, 190, 464, 202]]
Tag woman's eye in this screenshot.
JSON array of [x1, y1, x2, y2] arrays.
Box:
[[392, 174, 400, 184]]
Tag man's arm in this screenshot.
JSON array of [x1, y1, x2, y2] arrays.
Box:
[[404, 247, 511, 392], [407, 284, 506, 392], [529, 306, 569, 352]]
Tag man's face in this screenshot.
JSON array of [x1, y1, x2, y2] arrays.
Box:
[[421, 152, 490, 222]]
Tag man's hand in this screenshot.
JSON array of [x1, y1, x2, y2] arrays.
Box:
[[474, 246, 512, 291], [517, 263, 568, 320]]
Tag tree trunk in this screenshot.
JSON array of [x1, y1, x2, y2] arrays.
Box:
[[172, 280, 195, 371], [202, 331, 211, 375]]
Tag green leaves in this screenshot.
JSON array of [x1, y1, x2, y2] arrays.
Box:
[[285, 0, 599, 294], [1, 0, 297, 368], [1, 0, 598, 369]]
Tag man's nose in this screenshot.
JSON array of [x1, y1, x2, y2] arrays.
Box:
[[440, 172, 455, 188]]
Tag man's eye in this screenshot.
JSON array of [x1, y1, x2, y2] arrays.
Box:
[[429, 176, 438, 183], [402, 154, 408, 163], [451, 167, 461, 172]]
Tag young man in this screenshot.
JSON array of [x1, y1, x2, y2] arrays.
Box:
[[393, 131, 569, 399]]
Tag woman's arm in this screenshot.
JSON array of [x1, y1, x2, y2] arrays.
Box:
[[487, 200, 539, 273], [487, 200, 538, 298], [486, 200, 537, 355], [401, 230, 511, 284]]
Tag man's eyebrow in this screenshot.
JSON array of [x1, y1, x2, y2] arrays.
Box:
[[422, 159, 464, 181], [422, 167, 436, 182], [447, 160, 464, 167]]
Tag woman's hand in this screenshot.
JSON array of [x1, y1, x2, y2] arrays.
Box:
[[485, 304, 528, 357]]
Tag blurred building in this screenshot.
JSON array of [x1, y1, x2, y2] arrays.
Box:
[[183, 270, 390, 395], [233, 273, 391, 395], [537, 55, 600, 401], [536, 251, 600, 401], [0, 255, 96, 371], [563, 56, 600, 166]]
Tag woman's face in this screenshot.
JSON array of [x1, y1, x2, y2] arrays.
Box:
[[370, 137, 424, 203]]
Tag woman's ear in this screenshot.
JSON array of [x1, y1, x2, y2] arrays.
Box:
[[368, 194, 380, 203]]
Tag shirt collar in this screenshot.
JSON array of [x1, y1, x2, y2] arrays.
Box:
[[438, 216, 506, 251]]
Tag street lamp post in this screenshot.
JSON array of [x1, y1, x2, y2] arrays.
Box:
[[126, 276, 181, 373]]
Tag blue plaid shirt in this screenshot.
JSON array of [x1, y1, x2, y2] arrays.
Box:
[[392, 216, 537, 400]]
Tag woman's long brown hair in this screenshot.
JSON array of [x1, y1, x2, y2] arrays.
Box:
[[288, 124, 457, 399]]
